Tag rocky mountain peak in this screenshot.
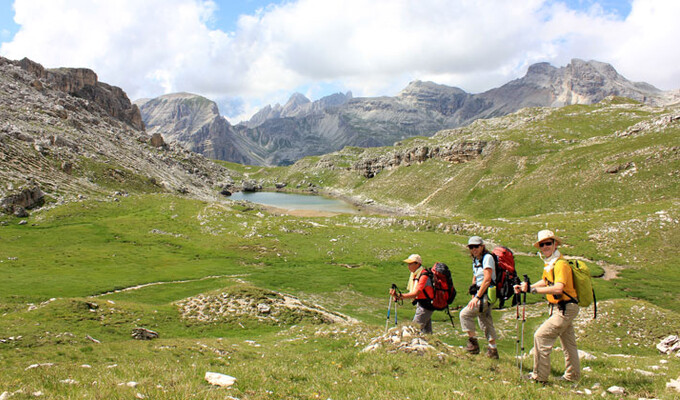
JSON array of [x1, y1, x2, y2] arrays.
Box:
[[139, 59, 677, 166], [399, 80, 467, 97], [281, 92, 311, 117], [137, 92, 222, 143]]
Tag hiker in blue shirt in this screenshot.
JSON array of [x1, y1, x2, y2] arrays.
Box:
[[459, 236, 499, 359]]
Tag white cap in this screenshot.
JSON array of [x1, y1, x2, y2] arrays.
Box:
[[403, 254, 422, 264]]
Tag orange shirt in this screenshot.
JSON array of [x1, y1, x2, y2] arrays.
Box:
[[410, 271, 431, 300], [542, 258, 578, 304]]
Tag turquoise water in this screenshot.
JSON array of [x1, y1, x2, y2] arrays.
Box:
[[228, 191, 358, 214]]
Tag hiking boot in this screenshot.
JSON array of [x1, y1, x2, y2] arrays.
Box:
[[557, 376, 579, 388], [523, 373, 547, 385], [465, 337, 480, 354], [486, 347, 499, 359]]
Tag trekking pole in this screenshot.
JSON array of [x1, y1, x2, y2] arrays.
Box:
[[386, 284, 399, 332], [514, 291, 521, 371], [385, 294, 393, 333], [392, 284, 401, 327], [519, 274, 531, 376], [445, 306, 455, 329]]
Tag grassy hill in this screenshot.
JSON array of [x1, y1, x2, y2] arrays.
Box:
[[2, 98, 680, 398], [255, 98, 680, 310]]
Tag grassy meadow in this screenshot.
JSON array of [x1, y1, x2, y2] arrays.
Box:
[[1, 194, 680, 399], [1, 99, 679, 399]]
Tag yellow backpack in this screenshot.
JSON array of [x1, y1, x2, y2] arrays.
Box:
[[565, 259, 597, 318]]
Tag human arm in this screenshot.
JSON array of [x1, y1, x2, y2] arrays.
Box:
[[515, 277, 563, 295], [395, 273, 425, 300]]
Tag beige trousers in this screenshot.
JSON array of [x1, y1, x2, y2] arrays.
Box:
[[459, 299, 497, 341], [533, 302, 581, 382]]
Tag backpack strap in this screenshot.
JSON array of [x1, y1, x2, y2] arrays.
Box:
[[414, 269, 436, 310]]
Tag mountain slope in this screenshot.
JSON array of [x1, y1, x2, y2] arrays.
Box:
[[254, 97, 680, 308], [0, 57, 236, 212], [139, 59, 678, 166]]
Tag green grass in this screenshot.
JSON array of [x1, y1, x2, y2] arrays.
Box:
[[1, 195, 679, 399]]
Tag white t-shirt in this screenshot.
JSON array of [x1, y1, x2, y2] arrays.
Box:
[[473, 253, 496, 287]]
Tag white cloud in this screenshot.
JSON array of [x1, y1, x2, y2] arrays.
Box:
[[1, 0, 678, 122]]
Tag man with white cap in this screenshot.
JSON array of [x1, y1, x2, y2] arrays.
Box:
[[514, 229, 580, 383], [391, 254, 434, 334], [459, 236, 499, 358]]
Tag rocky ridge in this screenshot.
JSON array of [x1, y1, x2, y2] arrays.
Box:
[[0, 57, 233, 215], [139, 59, 679, 166]]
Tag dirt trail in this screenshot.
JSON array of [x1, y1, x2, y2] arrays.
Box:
[[90, 274, 249, 297]]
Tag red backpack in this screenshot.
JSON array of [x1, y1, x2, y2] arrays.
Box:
[[491, 246, 520, 308], [421, 262, 457, 310]]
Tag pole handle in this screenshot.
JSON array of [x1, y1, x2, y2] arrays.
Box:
[[522, 274, 531, 303]]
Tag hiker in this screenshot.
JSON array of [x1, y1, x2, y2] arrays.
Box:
[[514, 230, 580, 383], [390, 254, 434, 334], [459, 236, 499, 359]]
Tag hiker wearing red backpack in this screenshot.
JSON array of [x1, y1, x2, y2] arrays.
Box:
[[460, 236, 499, 359], [514, 230, 580, 384], [390, 254, 434, 334]]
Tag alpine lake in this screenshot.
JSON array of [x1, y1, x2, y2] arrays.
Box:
[[228, 191, 359, 215]]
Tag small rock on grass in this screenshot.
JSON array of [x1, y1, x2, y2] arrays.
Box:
[[667, 376, 680, 393], [607, 386, 625, 395], [205, 372, 236, 387]]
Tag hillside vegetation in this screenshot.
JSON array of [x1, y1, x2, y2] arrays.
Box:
[[2, 97, 680, 399], [257, 98, 680, 310]]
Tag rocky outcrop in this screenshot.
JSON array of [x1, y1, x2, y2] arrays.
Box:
[[1, 185, 44, 216], [339, 141, 487, 178], [361, 325, 453, 355], [4, 57, 143, 130], [175, 286, 358, 325]]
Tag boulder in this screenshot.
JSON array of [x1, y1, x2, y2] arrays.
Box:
[[657, 335, 680, 354], [1, 185, 44, 215], [149, 133, 165, 148], [131, 328, 159, 340], [242, 179, 262, 192]]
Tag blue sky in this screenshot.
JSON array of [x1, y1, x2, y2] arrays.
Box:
[[1, 0, 677, 122]]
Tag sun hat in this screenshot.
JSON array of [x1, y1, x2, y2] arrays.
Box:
[[533, 229, 562, 248], [467, 236, 484, 246], [403, 254, 422, 264]]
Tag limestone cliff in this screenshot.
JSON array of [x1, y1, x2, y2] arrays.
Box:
[[9, 57, 143, 130]]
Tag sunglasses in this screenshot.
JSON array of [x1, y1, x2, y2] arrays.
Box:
[[468, 244, 481, 249], [539, 241, 554, 248]]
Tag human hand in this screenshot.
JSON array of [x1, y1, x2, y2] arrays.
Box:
[[467, 296, 479, 309]]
